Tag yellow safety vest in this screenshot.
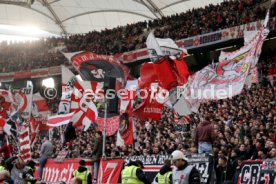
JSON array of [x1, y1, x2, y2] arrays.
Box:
[[157, 171, 172, 184], [73, 170, 90, 184], [121, 165, 144, 184], [0, 166, 5, 171]]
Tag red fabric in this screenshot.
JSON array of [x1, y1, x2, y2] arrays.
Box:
[[172, 58, 190, 85], [97, 159, 124, 184], [35, 158, 87, 183], [119, 103, 134, 145], [70, 81, 99, 128], [268, 68, 274, 75], [0, 144, 13, 159], [47, 113, 74, 126], [133, 93, 163, 121], [32, 93, 50, 131], [0, 118, 5, 127], [140, 59, 178, 90], [96, 116, 119, 136]]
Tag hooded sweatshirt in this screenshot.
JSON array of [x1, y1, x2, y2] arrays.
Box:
[[195, 121, 216, 143]]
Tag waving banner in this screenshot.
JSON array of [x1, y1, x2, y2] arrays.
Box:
[[70, 81, 101, 130], [32, 93, 50, 131], [177, 26, 269, 116], [63, 51, 129, 87], [11, 81, 33, 120], [0, 90, 13, 119], [58, 65, 77, 114]]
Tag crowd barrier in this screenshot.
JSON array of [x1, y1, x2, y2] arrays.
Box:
[[34, 156, 276, 184]]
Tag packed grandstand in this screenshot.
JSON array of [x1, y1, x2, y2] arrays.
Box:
[[0, 0, 275, 184]]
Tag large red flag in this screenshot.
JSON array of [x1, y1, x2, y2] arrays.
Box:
[[132, 90, 163, 121], [139, 58, 178, 90], [172, 54, 190, 85]]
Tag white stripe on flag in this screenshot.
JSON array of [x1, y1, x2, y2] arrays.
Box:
[[47, 112, 75, 127], [82, 101, 98, 131]]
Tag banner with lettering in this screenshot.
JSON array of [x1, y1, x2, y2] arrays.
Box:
[[97, 159, 124, 184], [236, 159, 276, 184], [11, 81, 33, 120], [186, 154, 215, 184], [35, 159, 92, 183]]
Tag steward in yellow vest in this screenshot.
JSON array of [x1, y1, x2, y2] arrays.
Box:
[[121, 160, 150, 184], [154, 159, 172, 184], [73, 160, 92, 184], [0, 165, 6, 171], [0, 159, 6, 171]]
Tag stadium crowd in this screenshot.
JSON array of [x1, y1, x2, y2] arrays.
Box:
[[0, 0, 274, 73], [0, 0, 275, 183], [21, 52, 275, 183]]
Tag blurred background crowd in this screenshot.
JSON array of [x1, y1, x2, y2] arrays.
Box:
[[0, 0, 274, 73]]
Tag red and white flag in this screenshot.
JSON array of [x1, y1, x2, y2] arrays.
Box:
[[32, 93, 50, 131], [11, 81, 33, 120], [120, 80, 138, 113], [70, 81, 101, 130], [82, 101, 98, 131], [47, 112, 75, 127], [19, 128, 31, 161], [174, 111, 191, 124]]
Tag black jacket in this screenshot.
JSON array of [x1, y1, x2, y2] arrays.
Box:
[[216, 165, 227, 184], [155, 165, 172, 184], [5, 156, 17, 172], [92, 137, 103, 161], [64, 123, 77, 142], [74, 166, 92, 184]]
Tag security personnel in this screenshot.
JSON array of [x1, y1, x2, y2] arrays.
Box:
[[154, 159, 172, 184], [171, 150, 200, 184], [0, 165, 5, 171], [121, 160, 150, 184], [73, 160, 92, 184], [0, 158, 6, 171]]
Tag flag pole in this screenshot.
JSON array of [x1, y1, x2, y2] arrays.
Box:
[[102, 96, 108, 157]]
